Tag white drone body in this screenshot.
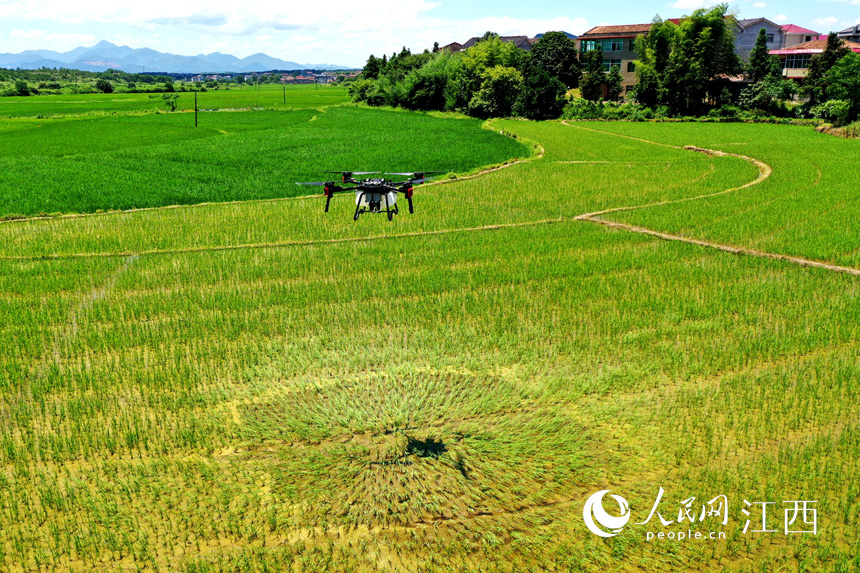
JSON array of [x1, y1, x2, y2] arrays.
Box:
[[356, 190, 397, 210]]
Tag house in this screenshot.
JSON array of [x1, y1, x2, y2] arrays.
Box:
[[770, 38, 860, 80], [837, 25, 860, 44], [439, 42, 463, 53], [534, 31, 577, 40], [449, 36, 538, 53], [782, 25, 821, 48], [734, 18, 785, 58], [576, 23, 652, 94]]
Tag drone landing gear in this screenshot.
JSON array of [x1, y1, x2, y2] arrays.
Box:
[[354, 192, 399, 221], [386, 193, 394, 221]]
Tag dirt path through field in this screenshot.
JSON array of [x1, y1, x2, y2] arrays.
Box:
[[563, 121, 860, 277]]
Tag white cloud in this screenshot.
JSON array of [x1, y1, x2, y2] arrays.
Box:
[[0, 0, 592, 65], [8, 29, 96, 52], [0, 0, 440, 29], [856, 16, 860, 24], [774, 14, 788, 23], [469, 16, 589, 37], [812, 16, 839, 26], [668, 0, 722, 10], [752, 1, 766, 7]]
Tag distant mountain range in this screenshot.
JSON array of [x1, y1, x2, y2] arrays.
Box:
[[0, 40, 349, 73]]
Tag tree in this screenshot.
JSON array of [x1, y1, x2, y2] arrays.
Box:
[[432, 41, 440, 53], [467, 65, 523, 118], [13, 80, 30, 96], [514, 65, 566, 119], [580, 47, 605, 101], [824, 51, 860, 123], [363, 55, 381, 80], [803, 32, 850, 106], [397, 52, 457, 111], [647, 5, 741, 115], [95, 78, 114, 93], [606, 65, 623, 101], [747, 28, 773, 83], [448, 35, 526, 111], [630, 16, 678, 108], [528, 31, 582, 88]]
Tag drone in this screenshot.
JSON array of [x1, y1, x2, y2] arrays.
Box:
[[297, 171, 444, 221]]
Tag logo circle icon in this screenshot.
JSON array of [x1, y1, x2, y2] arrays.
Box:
[[583, 489, 631, 537]]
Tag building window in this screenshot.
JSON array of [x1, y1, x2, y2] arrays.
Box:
[[766, 33, 774, 43], [627, 61, 636, 72], [602, 59, 622, 72], [582, 38, 625, 53], [784, 54, 811, 69], [805, 35, 812, 42], [629, 39, 636, 51]]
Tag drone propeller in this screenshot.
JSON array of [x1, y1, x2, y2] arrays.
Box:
[[295, 182, 330, 186], [386, 170, 446, 177], [323, 170, 380, 183]]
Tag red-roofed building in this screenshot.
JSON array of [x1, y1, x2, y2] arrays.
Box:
[[782, 24, 821, 48], [770, 38, 860, 79], [577, 24, 653, 94]]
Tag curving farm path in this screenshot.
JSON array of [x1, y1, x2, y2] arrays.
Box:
[[562, 121, 860, 277]]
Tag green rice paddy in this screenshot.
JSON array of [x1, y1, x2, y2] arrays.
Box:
[[0, 83, 350, 117], [0, 106, 525, 217], [0, 95, 858, 572]]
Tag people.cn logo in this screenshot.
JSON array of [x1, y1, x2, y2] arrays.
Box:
[[583, 490, 631, 537]]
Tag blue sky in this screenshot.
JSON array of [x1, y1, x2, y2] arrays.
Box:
[[1, 0, 858, 67]]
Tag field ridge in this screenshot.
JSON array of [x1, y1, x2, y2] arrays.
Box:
[[564, 122, 860, 276]]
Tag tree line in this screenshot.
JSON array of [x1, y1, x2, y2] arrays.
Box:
[[350, 31, 580, 119], [351, 5, 860, 126]]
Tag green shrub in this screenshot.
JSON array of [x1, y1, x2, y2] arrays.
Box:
[[707, 105, 741, 119], [467, 66, 523, 119], [95, 79, 114, 94], [561, 98, 603, 119], [514, 67, 566, 120], [810, 100, 851, 126]]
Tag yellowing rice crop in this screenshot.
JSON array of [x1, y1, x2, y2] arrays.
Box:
[[0, 106, 858, 572]]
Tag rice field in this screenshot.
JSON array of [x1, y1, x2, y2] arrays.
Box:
[[0, 106, 525, 217], [0, 84, 350, 118], [0, 106, 858, 572]]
